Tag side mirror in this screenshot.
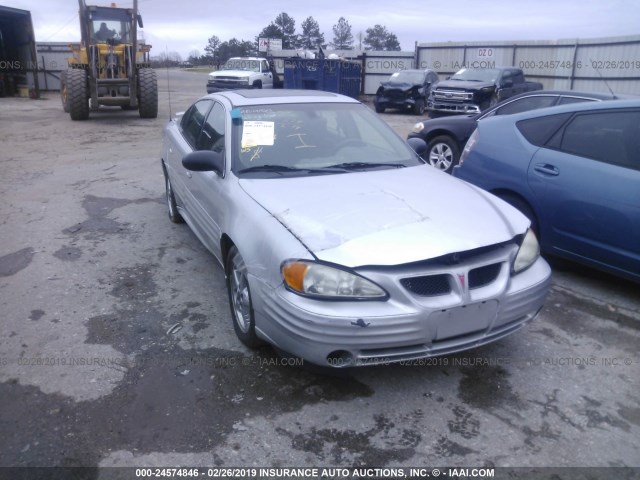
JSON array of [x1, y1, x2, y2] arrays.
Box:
[[407, 137, 427, 156], [137, 15, 144, 28], [182, 150, 225, 175]]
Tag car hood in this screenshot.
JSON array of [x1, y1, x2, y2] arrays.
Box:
[[379, 82, 418, 92], [209, 70, 253, 78], [239, 166, 528, 267], [434, 80, 494, 90]]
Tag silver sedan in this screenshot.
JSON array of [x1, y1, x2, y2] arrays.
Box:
[[161, 89, 551, 367]]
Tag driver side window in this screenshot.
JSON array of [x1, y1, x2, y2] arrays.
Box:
[[180, 100, 213, 148], [197, 102, 226, 153]]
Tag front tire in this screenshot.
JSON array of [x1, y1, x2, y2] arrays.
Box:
[[413, 98, 425, 115], [425, 135, 460, 173], [164, 168, 184, 224], [138, 68, 158, 118], [226, 246, 262, 348], [67, 69, 89, 120]]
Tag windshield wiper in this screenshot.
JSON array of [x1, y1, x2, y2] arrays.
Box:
[[323, 162, 406, 171], [236, 164, 344, 175]]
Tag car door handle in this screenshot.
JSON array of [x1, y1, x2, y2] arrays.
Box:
[[533, 163, 559, 176]]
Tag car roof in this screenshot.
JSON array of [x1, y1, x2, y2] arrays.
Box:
[[394, 69, 428, 74], [204, 89, 361, 107], [227, 57, 265, 61], [489, 98, 640, 122], [505, 89, 626, 102]]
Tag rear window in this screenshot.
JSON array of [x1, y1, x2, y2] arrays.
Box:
[[557, 110, 640, 169], [516, 113, 572, 146], [495, 95, 557, 116]]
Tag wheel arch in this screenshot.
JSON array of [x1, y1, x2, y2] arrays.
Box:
[[424, 129, 458, 144], [490, 188, 543, 239], [220, 234, 235, 273]]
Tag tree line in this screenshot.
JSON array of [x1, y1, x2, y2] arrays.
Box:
[[181, 13, 401, 67]]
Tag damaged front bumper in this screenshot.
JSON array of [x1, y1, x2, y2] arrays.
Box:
[[250, 246, 552, 368]]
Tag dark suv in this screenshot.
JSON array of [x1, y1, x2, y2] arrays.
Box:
[[374, 69, 439, 115], [408, 90, 622, 173]]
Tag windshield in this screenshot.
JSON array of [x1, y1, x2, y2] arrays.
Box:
[[223, 59, 260, 72], [451, 68, 500, 82], [389, 71, 425, 84], [233, 103, 423, 177]]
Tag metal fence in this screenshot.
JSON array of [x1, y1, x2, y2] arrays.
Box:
[[416, 35, 640, 95], [37, 34, 640, 96], [273, 35, 640, 95], [35, 42, 70, 91]]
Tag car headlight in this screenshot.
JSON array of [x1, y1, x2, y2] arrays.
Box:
[[281, 260, 387, 300], [412, 122, 425, 134], [513, 229, 540, 274]]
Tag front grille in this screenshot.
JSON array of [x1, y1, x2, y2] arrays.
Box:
[[386, 90, 408, 100], [401, 274, 451, 297], [433, 89, 473, 102], [469, 263, 502, 289]]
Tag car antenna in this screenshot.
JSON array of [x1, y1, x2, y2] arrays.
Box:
[[590, 58, 617, 99], [166, 45, 172, 119]]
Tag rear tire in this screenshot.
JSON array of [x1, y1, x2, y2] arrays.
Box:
[[138, 68, 158, 118], [60, 71, 69, 113], [67, 69, 89, 121], [225, 246, 262, 348]]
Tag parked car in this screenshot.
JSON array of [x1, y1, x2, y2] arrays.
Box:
[[408, 90, 621, 173], [206, 57, 279, 93], [428, 67, 543, 114], [161, 89, 551, 367], [453, 99, 640, 283], [374, 69, 439, 115]]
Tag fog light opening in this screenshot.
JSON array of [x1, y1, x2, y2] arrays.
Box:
[[326, 350, 353, 368]]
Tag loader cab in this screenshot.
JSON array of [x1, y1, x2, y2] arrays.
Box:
[[87, 7, 133, 44]]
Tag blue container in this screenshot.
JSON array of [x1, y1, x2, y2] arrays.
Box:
[[283, 58, 361, 99]]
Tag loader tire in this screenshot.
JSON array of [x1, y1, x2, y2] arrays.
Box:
[[60, 71, 69, 113], [138, 68, 158, 119], [67, 69, 89, 120]]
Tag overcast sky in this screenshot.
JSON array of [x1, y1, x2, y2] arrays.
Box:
[[10, 0, 640, 59]]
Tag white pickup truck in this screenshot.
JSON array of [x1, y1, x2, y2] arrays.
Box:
[[206, 57, 277, 93]]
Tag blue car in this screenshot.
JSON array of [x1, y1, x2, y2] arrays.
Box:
[[453, 99, 640, 282]]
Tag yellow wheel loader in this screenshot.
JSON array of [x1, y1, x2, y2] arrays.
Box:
[[61, 0, 157, 120]]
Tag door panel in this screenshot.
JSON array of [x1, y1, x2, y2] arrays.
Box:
[[187, 102, 227, 260], [527, 110, 640, 277]]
